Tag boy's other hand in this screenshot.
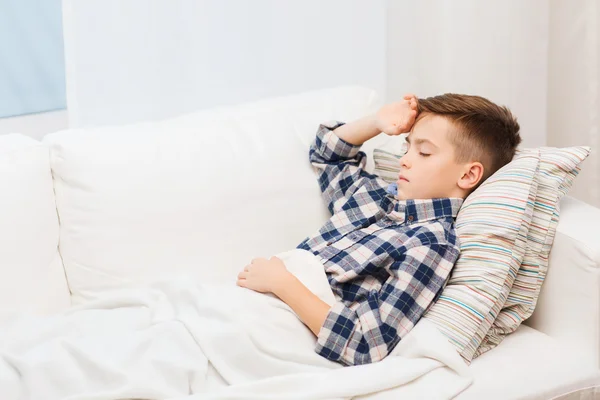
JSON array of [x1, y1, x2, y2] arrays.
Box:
[[375, 93, 418, 136], [236, 256, 291, 294]]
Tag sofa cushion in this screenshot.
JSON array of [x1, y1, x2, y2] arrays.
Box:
[[43, 86, 381, 303], [456, 325, 600, 400], [0, 134, 71, 321]]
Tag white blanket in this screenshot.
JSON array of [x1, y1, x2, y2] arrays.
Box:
[[0, 249, 473, 400]]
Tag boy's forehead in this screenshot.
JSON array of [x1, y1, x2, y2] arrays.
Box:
[[409, 115, 453, 144], [405, 132, 439, 148]]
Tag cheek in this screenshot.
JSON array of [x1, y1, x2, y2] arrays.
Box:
[[423, 157, 455, 180], [420, 156, 444, 174]]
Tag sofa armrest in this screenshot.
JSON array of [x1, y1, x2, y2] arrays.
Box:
[[525, 195, 600, 369]]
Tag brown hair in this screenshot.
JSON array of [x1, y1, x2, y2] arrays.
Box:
[[417, 93, 521, 190]]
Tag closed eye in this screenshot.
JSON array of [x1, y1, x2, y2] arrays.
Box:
[[419, 152, 430, 157]]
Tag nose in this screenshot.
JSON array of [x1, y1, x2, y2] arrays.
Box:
[[399, 152, 410, 169]]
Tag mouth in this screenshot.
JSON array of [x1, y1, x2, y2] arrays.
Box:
[[398, 175, 409, 183]]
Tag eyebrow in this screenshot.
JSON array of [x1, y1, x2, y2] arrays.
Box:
[[405, 135, 439, 149]]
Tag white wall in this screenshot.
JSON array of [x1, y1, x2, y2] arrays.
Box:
[[62, 0, 550, 150], [4, 0, 595, 208], [0, 110, 68, 141], [2, 1, 387, 140], [547, 0, 600, 207], [62, 0, 387, 128]]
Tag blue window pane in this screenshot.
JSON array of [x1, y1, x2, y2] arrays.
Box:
[[0, 0, 66, 118]]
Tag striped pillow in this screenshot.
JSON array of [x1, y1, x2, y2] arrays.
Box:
[[373, 144, 591, 362], [473, 146, 591, 357], [373, 146, 540, 362], [421, 151, 540, 362], [373, 148, 406, 184]]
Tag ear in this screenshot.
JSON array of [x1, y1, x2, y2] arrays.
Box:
[[457, 162, 484, 190]]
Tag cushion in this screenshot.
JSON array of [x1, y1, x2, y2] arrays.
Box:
[[372, 140, 541, 362], [43, 86, 381, 304], [0, 133, 71, 322], [474, 146, 591, 357]]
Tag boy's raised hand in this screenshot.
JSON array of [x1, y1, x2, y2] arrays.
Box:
[[375, 94, 418, 136]]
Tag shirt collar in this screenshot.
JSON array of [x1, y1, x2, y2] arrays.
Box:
[[384, 183, 463, 223]]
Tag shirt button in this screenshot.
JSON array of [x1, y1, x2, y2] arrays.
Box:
[[407, 215, 414, 222]]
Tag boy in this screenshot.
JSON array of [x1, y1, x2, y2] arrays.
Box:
[[236, 93, 522, 366]]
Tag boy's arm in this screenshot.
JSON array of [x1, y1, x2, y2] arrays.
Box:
[[330, 115, 381, 146], [273, 274, 331, 338], [334, 94, 419, 145], [310, 97, 418, 215], [308, 121, 375, 216], [272, 240, 460, 366], [236, 256, 331, 337], [314, 241, 460, 366]]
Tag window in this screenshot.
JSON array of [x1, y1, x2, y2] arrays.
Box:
[[0, 0, 66, 118]]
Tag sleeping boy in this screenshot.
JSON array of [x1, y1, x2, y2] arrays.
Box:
[[236, 93, 522, 366]]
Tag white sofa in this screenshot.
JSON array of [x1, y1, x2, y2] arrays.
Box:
[[1, 86, 599, 399]]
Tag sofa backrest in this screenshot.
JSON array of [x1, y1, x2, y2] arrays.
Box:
[[526, 195, 600, 368], [43, 86, 387, 303], [0, 134, 71, 321]]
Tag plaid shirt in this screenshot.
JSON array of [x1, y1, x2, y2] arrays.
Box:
[[296, 121, 463, 366]]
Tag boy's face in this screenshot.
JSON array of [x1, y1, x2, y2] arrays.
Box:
[[396, 114, 476, 201]]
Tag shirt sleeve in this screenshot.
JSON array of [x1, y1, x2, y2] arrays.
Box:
[[309, 121, 379, 215], [315, 241, 460, 366]]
